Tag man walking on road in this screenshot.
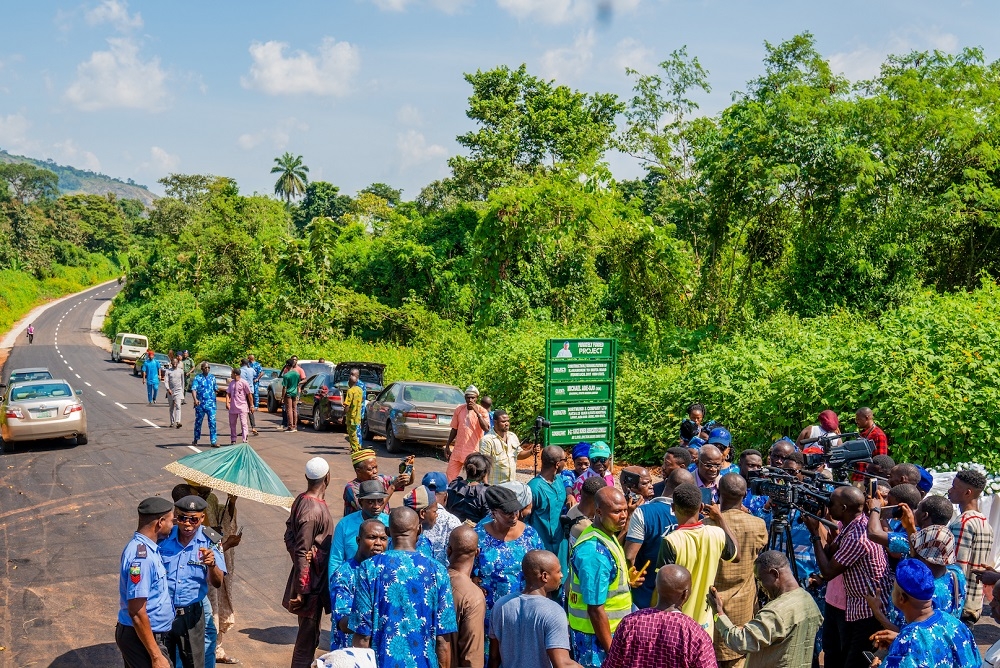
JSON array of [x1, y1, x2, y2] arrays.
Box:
[[164, 357, 185, 429], [343, 369, 364, 453], [26, 323, 34, 344], [116, 497, 176, 668], [141, 349, 162, 405], [238, 358, 259, 436], [191, 362, 218, 448], [248, 353, 263, 417], [181, 352, 193, 405], [226, 367, 254, 445], [284, 457, 334, 668]]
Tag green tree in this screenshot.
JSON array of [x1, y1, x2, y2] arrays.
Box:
[[360, 183, 402, 207], [292, 181, 353, 231], [271, 152, 309, 205], [0, 163, 59, 204], [158, 173, 215, 205]]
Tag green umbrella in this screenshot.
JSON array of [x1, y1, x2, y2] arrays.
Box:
[[165, 443, 294, 508]]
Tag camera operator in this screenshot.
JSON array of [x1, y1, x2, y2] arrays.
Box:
[[854, 407, 888, 457], [738, 449, 767, 519], [804, 486, 891, 668], [768, 439, 796, 468]]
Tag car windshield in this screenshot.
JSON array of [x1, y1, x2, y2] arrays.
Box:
[[11, 383, 74, 401], [209, 364, 232, 376], [401, 385, 465, 405], [260, 368, 278, 380], [10, 371, 52, 383], [300, 363, 333, 377], [154, 353, 170, 362], [123, 337, 146, 347]]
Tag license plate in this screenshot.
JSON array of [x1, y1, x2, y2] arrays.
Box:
[[437, 415, 450, 425], [36, 411, 53, 419]]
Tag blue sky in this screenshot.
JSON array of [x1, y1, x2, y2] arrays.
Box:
[[1, 0, 997, 199]]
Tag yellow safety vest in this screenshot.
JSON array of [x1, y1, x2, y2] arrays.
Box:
[[567, 524, 632, 634]]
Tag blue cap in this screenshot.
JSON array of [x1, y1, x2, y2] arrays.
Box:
[[895, 558, 935, 600], [708, 427, 732, 449], [589, 441, 611, 459], [916, 466, 934, 494], [572, 442, 592, 459], [421, 471, 448, 492]]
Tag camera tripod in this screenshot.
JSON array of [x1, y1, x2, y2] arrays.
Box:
[[767, 509, 801, 582]]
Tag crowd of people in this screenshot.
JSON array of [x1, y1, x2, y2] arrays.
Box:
[[117, 393, 1000, 668]]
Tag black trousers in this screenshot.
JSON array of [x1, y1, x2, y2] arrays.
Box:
[[115, 622, 170, 668], [824, 606, 882, 668], [165, 602, 206, 668], [291, 606, 324, 668]]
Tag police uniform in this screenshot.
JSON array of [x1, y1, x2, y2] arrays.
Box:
[[159, 495, 227, 668], [116, 497, 175, 668]]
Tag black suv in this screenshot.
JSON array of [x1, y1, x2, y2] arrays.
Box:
[[298, 362, 386, 431]]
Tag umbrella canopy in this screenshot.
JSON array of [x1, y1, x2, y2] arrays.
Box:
[[165, 443, 294, 508]]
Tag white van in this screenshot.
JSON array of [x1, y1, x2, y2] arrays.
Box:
[[112, 333, 149, 363]]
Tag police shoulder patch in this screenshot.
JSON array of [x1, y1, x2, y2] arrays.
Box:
[[129, 562, 142, 584], [136, 543, 147, 558]]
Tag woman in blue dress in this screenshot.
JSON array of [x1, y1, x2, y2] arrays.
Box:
[[475, 485, 544, 635]]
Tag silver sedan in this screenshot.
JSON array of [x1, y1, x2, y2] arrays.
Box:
[[363, 381, 465, 453], [1, 379, 88, 446]]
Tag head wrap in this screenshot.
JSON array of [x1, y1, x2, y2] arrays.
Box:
[[911, 525, 956, 566], [500, 481, 533, 510], [895, 558, 935, 601], [305, 457, 330, 480], [916, 466, 934, 494], [589, 441, 611, 459], [572, 442, 592, 459], [351, 449, 378, 467], [818, 410, 839, 433]]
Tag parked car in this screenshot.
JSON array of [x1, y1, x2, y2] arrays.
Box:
[[186, 362, 234, 396], [2, 367, 52, 389], [132, 352, 171, 377], [265, 360, 335, 413], [363, 381, 464, 453], [111, 333, 149, 363], [1, 379, 87, 446], [256, 368, 278, 407], [319, 362, 385, 429]]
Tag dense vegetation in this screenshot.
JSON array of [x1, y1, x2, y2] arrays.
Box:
[[0, 150, 156, 206], [105, 34, 1000, 468]]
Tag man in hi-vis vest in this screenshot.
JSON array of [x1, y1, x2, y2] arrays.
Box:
[[568, 487, 645, 668]]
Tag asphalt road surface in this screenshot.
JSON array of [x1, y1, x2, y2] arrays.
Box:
[[0, 282, 451, 668]]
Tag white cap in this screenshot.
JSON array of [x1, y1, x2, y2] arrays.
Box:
[[305, 457, 330, 480], [500, 480, 533, 509], [465, 385, 479, 396]]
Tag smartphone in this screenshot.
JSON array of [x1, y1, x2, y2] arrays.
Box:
[[701, 487, 714, 505], [862, 651, 877, 664], [398, 456, 414, 476], [878, 504, 901, 518], [867, 478, 878, 498]]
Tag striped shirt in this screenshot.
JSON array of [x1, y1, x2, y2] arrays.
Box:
[[950, 509, 994, 620], [833, 513, 891, 621]]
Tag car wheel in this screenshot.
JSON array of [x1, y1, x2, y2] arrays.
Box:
[[312, 405, 326, 431], [361, 416, 372, 442], [267, 390, 278, 413], [111, 351, 118, 362], [385, 421, 402, 453], [76, 433, 88, 445]]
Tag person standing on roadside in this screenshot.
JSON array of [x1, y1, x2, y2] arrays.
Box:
[[181, 352, 194, 405], [281, 360, 302, 433], [116, 497, 176, 668], [225, 368, 254, 445], [142, 349, 162, 406], [191, 362, 218, 448], [164, 357, 185, 429], [445, 386, 491, 482], [238, 359, 259, 437], [284, 458, 334, 668], [948, 469, 994, 626], [343, 369, 365, 453], [26, 323, 34, 344], [248, 353, 263, 413], [479, 409, 536, 485]]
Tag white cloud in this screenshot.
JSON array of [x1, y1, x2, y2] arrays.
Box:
[[372, 0, 412, 9], [64, 37, 168, 111], [613, 37, 654, 75], [370, 0, 468, 12], [148, 146, 179, 172], [0, 113, 32, 152], [397, 129, 447, 169], [85, 0, 143, 32], [497, 0, 639, 24], [52, 139, 101, 172], [241, 37, 360, 97], [396, 104, 423, 127], [540, 30, 595, 82], [829, 28, 959, 81], [237, 118, 310, 151]]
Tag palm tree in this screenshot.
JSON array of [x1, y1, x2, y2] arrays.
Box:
[[271, 152, 309, 204]]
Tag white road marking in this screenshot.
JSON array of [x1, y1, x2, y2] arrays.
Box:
[[96, 391, 106, 396], [59, 354, 63, 358], [114, 402, 128, 410], [142, 419, 160, 429], [74, 373, 81, 378], [85, 382, 92, 386], [188, 445, 202, 453], [68, 366, 73, 371]]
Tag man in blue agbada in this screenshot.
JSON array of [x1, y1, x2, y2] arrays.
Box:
[[349, 506, 457, 668], [329, 519, 388, 650], [872, 558, 980, 668], [190, 361, 219, 447]]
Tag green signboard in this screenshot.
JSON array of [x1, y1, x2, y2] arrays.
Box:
[[544, 338, 617, 454]]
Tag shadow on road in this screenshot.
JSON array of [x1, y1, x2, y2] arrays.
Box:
[[239, 625, 329, 648], [48, 643, 120, 667]]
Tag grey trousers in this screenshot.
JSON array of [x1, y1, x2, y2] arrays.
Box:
[[169, 393, 183, 425]]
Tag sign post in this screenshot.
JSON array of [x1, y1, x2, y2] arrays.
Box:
[[544, 338, 617, 455]]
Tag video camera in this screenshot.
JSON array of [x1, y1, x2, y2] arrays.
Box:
[[800, 432, 875, 481], [748, 468, 838, 519]]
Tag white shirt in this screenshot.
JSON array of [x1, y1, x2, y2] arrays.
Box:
[[479, 430, 521, 485]]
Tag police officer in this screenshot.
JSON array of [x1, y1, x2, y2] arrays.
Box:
[[191, 362, 219, 448], [160, 495, 226, 668], [116, 496, 176, 668]]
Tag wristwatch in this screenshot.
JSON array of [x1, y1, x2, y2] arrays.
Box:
[[810, 534, 823, 544]]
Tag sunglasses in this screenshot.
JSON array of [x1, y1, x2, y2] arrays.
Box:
[[591, 457, 608, 464], [175, 515, 202, 524]]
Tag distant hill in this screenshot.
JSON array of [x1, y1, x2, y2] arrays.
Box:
[[0, 149, 157, 206]]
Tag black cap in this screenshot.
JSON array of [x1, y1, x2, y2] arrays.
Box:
[[358, 479, 389, 500], [175, 495, 208, 512], [485, 486, 521, 513], [138, 496, 174, 515]]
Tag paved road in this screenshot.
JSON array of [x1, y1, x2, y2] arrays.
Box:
[[0, 282, 451, 668]]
